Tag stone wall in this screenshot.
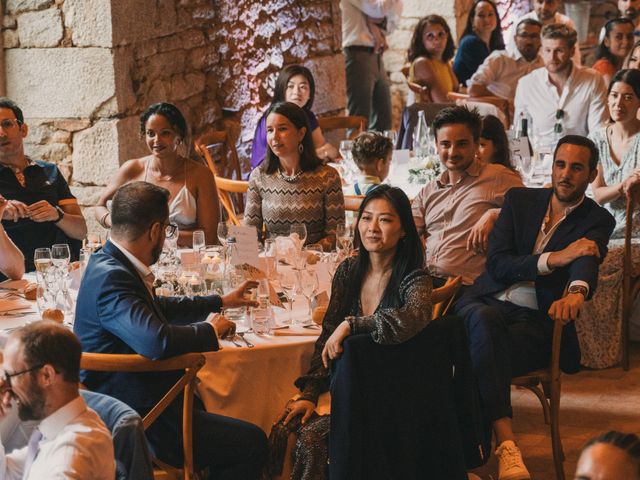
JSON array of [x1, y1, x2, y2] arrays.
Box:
[[3, 0, 345, 235]]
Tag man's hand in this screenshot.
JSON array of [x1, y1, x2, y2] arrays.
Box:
[[547, 238, 600, 269], [548, 293, 585, 325], [208, 313, 236, 339], [622, 168, 640, 195], [1, 199, 29, 222], [27, 200, 59, 223], [221, 280, 259, 308], [321, 320, 351, 368], [281, 399, 315, 426], [466, 209, 498, 254]]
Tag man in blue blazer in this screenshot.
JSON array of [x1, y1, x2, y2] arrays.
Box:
[[455, 135, 615, 480], [75, 181, 267, 480]]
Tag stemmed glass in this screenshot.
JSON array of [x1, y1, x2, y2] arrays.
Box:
[[298, 270, 319, 324], [51, 244, 70, 269], [278, 270, 298, 325], [326, 251, 340, 280], [192, 230, 206, 254], [263, 238, 277, 279], [303, 244, 323, 272], [339, 140, 356, 181], [290, 223, 307, 248], [336, 223, 354, 258], [34, 248, 52, 280], [217, 221, 229, 246]]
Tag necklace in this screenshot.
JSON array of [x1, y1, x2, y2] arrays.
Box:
[[278, 168, 303, 183]]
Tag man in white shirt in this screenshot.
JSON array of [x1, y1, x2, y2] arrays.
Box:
[[0, 322, 115, 480], [513, 23, 608, 140], [506, 0, 581, 65], [340, 0, 402, 131], [468, 18, 544, 101]]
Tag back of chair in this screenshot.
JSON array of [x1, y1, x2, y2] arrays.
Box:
[[194, 130, 242, 181], [344, 195, 364, 213], [447, 92, 511, 128], [318, 115, 367, 141], [215, 176, 249, 226], [397, 102, 452, 150], [622, 185, 640, 369], [431, 276, 462, 319], [81, 353, 206, 480]]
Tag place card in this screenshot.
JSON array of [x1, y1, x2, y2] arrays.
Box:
[[392, 149, 411, 165], [510, 137, 531, 162], [229, 225, 260, 269]]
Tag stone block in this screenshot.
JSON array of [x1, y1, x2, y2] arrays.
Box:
[[26, 122, 56, 144], [62, 0, 112, 47], [305, 54, 346, 115], [3, 15, 17, 28], [110, 0, 178, 45], [24, 142, 71, 163], [6, 48, 116, 118], [17, 8, 63, 47], [387, 29, 413, 52], [171, 72, 206, 100], [72, 116, 148, 186], [53, 119, 91, 132], [6, 0, 52, 14], [383, 49, 407, 73], [3, 29, 20, 48], [51, 130, 72, 144], [82, 207, 108, 237], [69, 185, 104, 206]]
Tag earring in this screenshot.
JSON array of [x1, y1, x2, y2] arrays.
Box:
[[298, 143, 304, 154]]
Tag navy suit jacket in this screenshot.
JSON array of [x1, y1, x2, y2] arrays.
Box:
[[462, 187, 615, 373], [75, 241, 220, 411]]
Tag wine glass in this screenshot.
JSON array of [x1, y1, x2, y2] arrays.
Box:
[[303, 244, 323, 272], [51, 244, 70, 269], [299, 270, 319, 324], [339, 140, 353, 162], [289, 223, 307, 250], [383, 130, 397, 147], [278, 270, 298, 325], [217, 221, 229, 246], [192, 230, 206, 254], [262, 238, 277, 278], [336, 223, 354, 257], [326, 251, 340, 280], [34, 248, 52, 281]]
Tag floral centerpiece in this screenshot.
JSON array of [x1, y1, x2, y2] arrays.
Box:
[[408, 154, 441, 184]]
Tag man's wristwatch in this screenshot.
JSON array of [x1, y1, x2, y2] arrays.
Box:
[[53, 206, 65, 223], [567, 285, 588, 298]]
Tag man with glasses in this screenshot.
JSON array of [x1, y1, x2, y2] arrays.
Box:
[[74, 181, 268, 480], [513, 24, 608, 140], [0, 98, 87, 276], [468, 19, 544, 101], [0, 321, 115, 479]]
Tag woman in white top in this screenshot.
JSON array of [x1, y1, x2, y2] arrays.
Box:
[[576, 69, 640, 369], [95, 103, 219, 247]]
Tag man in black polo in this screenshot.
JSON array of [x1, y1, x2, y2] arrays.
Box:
[[0, 98, 86, 273]]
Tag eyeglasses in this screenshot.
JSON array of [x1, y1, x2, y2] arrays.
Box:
[[516, 33, 540, 40], [165, 223, 178, 239], [3, 364, 44, 389], [0, 119, 22, 131], [554, 109, 564, 135]]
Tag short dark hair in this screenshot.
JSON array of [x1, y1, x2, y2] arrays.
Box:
[[111, 181, 170, 240], [139, 102, 188, 139], [433, 106, 482, 141], [480, 114, 516, 171], [582, 431, 640, 476], [408, 15, 456, 63], [462, 0, 505, 51], [352, 132, 393, 170], [273, 65, 316, 109], [13, 321, 81, 383], [263, 101, 321, 174], [554, 135, 599, 171], [0, 97, 24, 124], [516, 18, 543, 32], [541, 23, 578, 49], [596, 18, 636, 65]]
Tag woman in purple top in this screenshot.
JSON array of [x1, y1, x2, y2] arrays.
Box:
[[250, 65, 338, 175]]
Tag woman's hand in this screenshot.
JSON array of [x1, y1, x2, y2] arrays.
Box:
[[220, 280, 259, 308], [321, 320, 351, 368], [622, 169, 640, 195], [281, 399, 316, 426]]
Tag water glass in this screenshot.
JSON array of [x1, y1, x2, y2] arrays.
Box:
[[51, 244, 71, 269], [289, 223, 307, 249], [336, 223, 354, 257], [217, 221, 229, 246], [278, 270, 298, 325], [34, 248, 52, 282], [250, 279, 272, 334], [202, 245, 225, 293], [299, 270, 319, 325], [383, 130, 397, 147], [262, 238, 277, 278], [303, 244, 323, 272], [192, 230, 206, 254]]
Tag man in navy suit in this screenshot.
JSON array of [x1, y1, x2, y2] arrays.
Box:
[[74, 181, 267, 480], [455, 135, 615, 480]]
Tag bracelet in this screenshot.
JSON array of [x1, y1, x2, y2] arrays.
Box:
[[99, 211, 110, 229]]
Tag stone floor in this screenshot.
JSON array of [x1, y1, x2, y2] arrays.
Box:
[[471, 342, 640, 480]]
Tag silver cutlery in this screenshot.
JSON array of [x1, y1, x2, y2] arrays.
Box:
[[237, 332, 254, 348], [228, 336, 243, 348]]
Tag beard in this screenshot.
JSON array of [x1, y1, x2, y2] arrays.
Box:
[[151, 234, 164, 265], [16, 379, 46, 421]]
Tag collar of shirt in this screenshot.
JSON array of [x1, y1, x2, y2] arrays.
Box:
[[109, 238, 155, 292], [356, 173, 381, 185], [437, 159, 482, 187], [543, 61, 577, 89], [38, 396, 87, 442], [541, 194, 585, 236]]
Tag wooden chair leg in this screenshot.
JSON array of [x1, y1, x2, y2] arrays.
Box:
[[521, 384, 551, 425], [550, 380, 565, 480]]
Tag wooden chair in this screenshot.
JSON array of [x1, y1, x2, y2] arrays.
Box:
[[317, 115, 367, 141], [447, 92, 512, 128], [194, 130, 242, 181], [401, 63, 432, 103], [431, 276, 462, 319], [80, 353, 206, 480], [511, 319, 565, 480], [622, 184, 640, 370], [344, 195, 364, 212], [214, 176, 249, 226]]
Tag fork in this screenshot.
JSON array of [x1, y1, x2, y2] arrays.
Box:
[[228, 336, 243, 347], [237, 331, 254, 348]]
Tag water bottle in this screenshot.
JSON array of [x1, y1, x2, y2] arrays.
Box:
[[251, 279, 272, 334], [413, 110, 430, 162]]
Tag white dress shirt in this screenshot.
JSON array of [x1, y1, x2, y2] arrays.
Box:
[[0, 396, 115, 480], [505, 11, 581, 65], [469, 49, 544, 100], [495, 196, 590, 309], [340, 0, 402, 48], [513, 63, 608, 139], [110, 238, 155, 296]]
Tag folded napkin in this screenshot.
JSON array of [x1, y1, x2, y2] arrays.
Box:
[[0, 298, 32, 313], [0, 279, 30, 291]]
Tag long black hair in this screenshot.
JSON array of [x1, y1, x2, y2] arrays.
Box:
[[272, 65, 316, 109], [408, 15, 456, 63], [480, 114, 516, 171], [262, 101, 321, 174], [139, 102, 188, 139], [344, 185, 425, 312], [582, 431, 640, 476], [595, 17, 635, 67], [462, 0, 505, 51]]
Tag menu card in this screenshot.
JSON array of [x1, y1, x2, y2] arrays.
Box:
[[229, 225, 260, 269], [510, 137, 531, 163]]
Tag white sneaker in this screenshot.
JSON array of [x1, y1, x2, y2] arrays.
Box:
[[495, 440, 531, 480]]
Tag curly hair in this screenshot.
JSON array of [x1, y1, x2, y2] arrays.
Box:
[[351, 132, 393, 169], [541, 23, 578, 49]]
